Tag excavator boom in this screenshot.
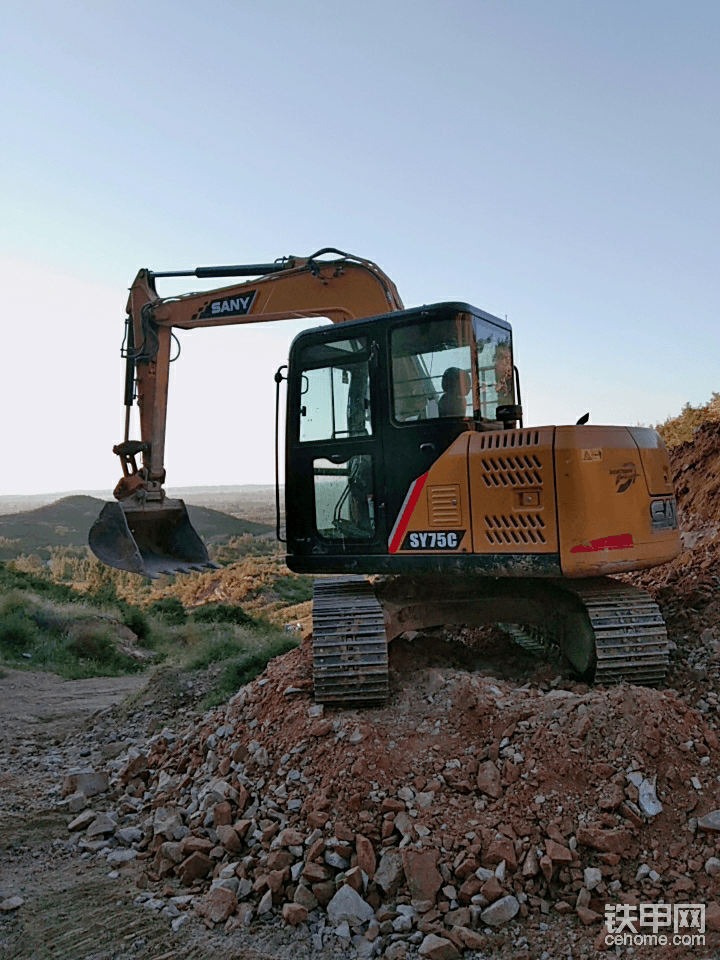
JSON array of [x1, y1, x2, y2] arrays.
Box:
[[89, 249, 404, 577]]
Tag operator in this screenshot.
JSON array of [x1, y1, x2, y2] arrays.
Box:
[[438, 367, 471, 417]]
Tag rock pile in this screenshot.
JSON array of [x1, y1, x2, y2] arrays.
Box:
[[52, 631, 720, 956]]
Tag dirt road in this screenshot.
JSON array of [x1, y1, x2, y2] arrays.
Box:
[[0, 667, 148, 745]]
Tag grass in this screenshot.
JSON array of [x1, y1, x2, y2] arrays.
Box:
[[271, 574, 314, 605], [190, 603, 256, 627], [203, 633, 299, 708], [0, 560, 301, 693], [0, 563, 152, 678], [186, 629, 249, 670], [147, 596, 187, 625]]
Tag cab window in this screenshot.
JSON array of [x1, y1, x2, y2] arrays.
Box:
[[313, 454, 375, 539], [474, 320, 514, 419], [391, 316, 474, 421], [298, 337, 372, 442]]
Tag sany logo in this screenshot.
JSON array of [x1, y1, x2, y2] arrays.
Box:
[[211, 296, 254, 314], [196, 291, 257, 319]]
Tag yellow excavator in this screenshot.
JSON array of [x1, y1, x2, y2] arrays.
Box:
[[89, 249, 680, 703]]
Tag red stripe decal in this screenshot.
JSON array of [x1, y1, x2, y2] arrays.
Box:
[[389, 473, 429, 554], [570, 533, 634, 554]]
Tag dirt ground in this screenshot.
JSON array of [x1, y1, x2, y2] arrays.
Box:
[[0, 668, 148, 745]]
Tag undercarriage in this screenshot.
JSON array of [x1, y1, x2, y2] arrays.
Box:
[[311, 574, 668, 705]]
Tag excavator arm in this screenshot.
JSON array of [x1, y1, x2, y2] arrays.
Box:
[[90, 249, 403, 577]]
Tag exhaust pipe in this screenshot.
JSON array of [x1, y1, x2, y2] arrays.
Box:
[[89, 499, 216, 578]]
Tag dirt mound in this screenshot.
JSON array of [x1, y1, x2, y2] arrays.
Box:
[[115, 631, 720, 954], [628, 422, 720, 692], [671, 421, 720, 540]]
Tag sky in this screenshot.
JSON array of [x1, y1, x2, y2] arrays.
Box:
[[1, 0, 718, 496]]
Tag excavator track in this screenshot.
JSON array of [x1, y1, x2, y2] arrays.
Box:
[[561, 578, 669, 685], [499, 622, 558, 659], [312, 576, 389, 705]]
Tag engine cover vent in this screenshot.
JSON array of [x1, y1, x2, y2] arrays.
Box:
[[477, 430, 540, 449], [485, 513, 547, 545], [428, 484, 462, 526], [481, 454, 543, 487]]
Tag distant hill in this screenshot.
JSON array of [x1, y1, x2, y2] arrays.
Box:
[[0, 485, 278, 522], [184, 503, 274, 541], [0, 495, 274, 558]]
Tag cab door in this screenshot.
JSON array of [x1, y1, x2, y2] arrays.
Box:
[[285, 327, 387, 560]]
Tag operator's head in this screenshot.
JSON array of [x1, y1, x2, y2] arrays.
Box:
[[441, 367, 471, 396]]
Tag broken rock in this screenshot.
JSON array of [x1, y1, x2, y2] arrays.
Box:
[[418, 933, 461, 960], [282, 902, 308, 926], [0, 897, 24, 913], [62, 769, 109, 798], [697, 810, 720, 833], [86, 814, 116, 838], [402, 848, 442, 903], [356, 834, 376, 879], [326, 885, 375, 926], [178, 851, 214, 885], [476, 760, 502, 799], [480, 895, 520, 926], [197, 887, 237, 924], [576, 827, 632, 855], [67, 809, 96, 832], [374, 850, 405, 897]]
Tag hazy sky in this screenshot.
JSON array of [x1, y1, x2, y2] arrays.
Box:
[[2, 0, 718, 496]]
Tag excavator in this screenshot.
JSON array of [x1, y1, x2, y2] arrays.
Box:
[[89, 249, 681, 704]]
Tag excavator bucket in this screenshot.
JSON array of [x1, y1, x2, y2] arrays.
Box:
[[88, 499, 215, 578]]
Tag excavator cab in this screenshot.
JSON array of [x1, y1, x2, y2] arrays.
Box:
[[284, 301, 517, 571]]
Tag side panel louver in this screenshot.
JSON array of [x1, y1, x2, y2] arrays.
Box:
[[468, 427, 558, 554]]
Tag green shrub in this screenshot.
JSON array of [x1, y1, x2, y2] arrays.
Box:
[[0, 591, 34, 619], [205, 635, 299, 706], [29, 608, 68, 636], [0, 611, 38, 651], [0, 563, 81, 603], [121, 605, 151, 642], [188, 634, 248, 670], [190, 603, 255, 627], [148, 596, 187, 625], [90, 579, 121, 607], [66, 623, 120, 663]]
